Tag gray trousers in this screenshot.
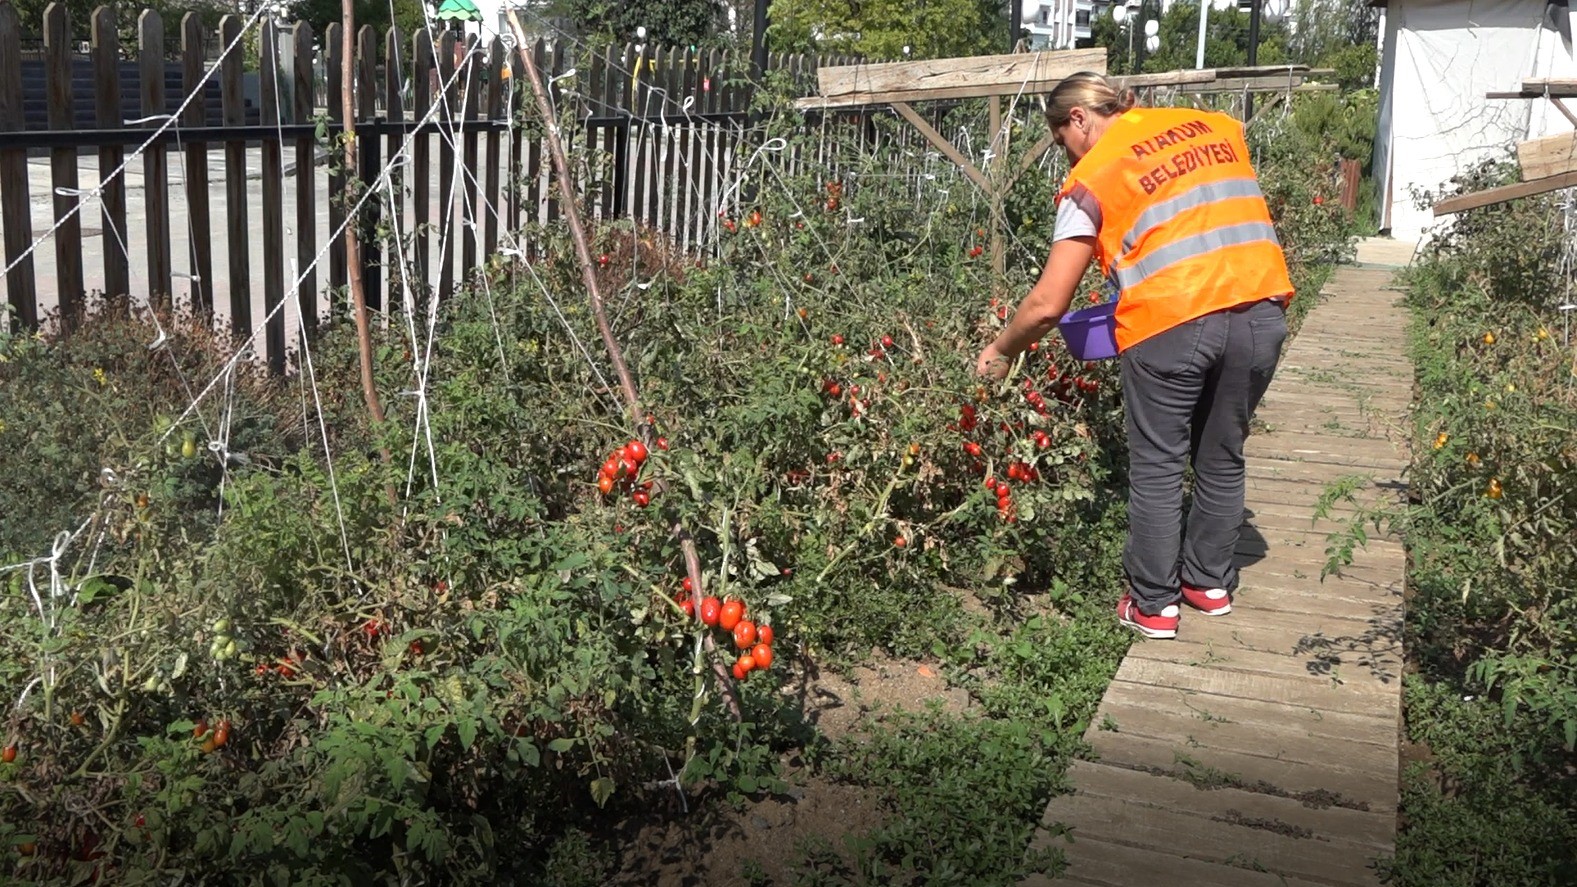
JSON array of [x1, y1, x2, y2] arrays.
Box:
[[1119, 298, 1288, 614]]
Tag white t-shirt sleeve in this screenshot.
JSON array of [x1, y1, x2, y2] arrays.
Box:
[[1053, 184, 1102, 241]]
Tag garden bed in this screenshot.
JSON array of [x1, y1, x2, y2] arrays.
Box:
[[0, 96, 1359, 885]]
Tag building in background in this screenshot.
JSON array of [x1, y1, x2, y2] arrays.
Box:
[[1023, 0, 1116, 49], [1371, 0, 1575, 241]]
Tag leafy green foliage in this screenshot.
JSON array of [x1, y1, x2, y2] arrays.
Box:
[[768, 0, 1009, 59], [287, 0, 429, 47], [552, 0, 725, 49], [0, 79, 1355, 885], [1379, 157, 1577, 886]]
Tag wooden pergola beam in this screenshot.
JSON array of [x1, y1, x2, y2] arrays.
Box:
[[795, 48, 1106, 110], [891, 101, 990, 192], [1518, 132, 1577, 180], [1433, 170, 1577, 215]]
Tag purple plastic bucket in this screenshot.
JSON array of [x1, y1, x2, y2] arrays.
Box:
[[1058, 301, 1119, 361]]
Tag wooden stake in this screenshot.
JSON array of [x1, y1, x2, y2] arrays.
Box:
[[504, 11, 741, 722], [340, 0, 388, 453]]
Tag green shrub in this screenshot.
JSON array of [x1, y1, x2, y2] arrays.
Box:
[[1380, 158, 1577, 886]]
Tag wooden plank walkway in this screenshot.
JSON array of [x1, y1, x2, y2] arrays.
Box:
[[1026, 266, 1411, 887]]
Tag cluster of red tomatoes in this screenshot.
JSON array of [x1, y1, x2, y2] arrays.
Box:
[[255, 647, 307, 679], [596, 438, 663, 506], [192, 716, 232, 754], [956, 403, 1042, 522], [674, 577, 776, 682]]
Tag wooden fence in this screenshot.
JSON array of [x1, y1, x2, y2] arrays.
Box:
[[0, 4, 882, 373]]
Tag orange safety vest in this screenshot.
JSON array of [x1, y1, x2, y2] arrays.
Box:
[[1058, 107, 1293, 352]]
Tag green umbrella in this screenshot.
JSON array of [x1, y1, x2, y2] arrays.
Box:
[[435, 0, 481, 22]]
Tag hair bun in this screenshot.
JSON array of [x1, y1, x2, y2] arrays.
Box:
[[1116, 88, 1138, 113]]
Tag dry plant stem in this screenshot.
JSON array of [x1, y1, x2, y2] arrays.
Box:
[[504, 11, 740, 720], [341, 0, 392, 487], [503, 12, 640, 419]]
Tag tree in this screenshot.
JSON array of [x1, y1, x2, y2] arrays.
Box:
[[288, 0, 428, 43], [552, 0, 726, 48], [11, 0, 230, 48], [768, 0, 1010, 60]]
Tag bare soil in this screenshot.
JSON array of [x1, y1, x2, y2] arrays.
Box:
[[605, 651, 975, 886]]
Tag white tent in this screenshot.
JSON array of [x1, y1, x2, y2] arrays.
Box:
[[1373, 0, 1577, 242]]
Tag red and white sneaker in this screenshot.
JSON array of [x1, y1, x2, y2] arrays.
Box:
[[1181, 584, 1232, 616], [1117, 594, 1179, 639]]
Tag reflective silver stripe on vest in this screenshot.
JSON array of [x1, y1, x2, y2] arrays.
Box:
[[1114, 221, 1281, 291], [1121, 177, 1267, 254]]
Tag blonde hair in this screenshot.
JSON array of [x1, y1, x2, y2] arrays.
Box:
[[1044, 72, 1138, 127]]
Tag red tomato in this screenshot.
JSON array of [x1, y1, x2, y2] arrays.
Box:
[[655, 436, 669, 450], [830, 334, 844, 346], [995, 482, 1011, 498], [682, 576, 695, 594], [194, 718, 209, 738], [625, 440, 648, 463], [733, 620, 757, 649], [732, 661, 748, 681], [213, 720, 231, 748], [719, 599, 744, 632], [881, 335, 894, 348], [3, 744, 17, 764], [632, 490, 651, 508], [736, 653, 756, 674], [699, 597, 722, 626], [600, 456, 619, 479], [597, 476, 615, 495], [677, 596, 695, 618], [757, 624, 774, 646], [964, 442, 982, 458], [751, 643, 773, 670], [894, 535, 907, 548]]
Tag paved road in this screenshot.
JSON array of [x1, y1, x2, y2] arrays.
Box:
[[1, 140, 528, 352]]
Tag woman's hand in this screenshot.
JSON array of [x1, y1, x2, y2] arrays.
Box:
[[975, 345, 1013, 380], [974, 237, 1095, 381]]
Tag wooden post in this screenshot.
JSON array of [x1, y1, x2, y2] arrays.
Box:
[[544, 40, 563, 225], [260, 19, 286, 374], [182, 13, 214, 319], [987, 96, 1006, 287], [293, 22, 318, 334], [436, 29, 456, 300], [461, 34, 481, 274], [325, 23, 346, 297], [385, 26, 406, 310], [44, 3, 83, 328], [139, 11, 172, 310], [0, 3, 34, 329], [220, 15, 251, 336], [412, 29, 433, 297], [357, 24, 380, 310], [483, 37, 504, 257], [90, 7, 127, 304]]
